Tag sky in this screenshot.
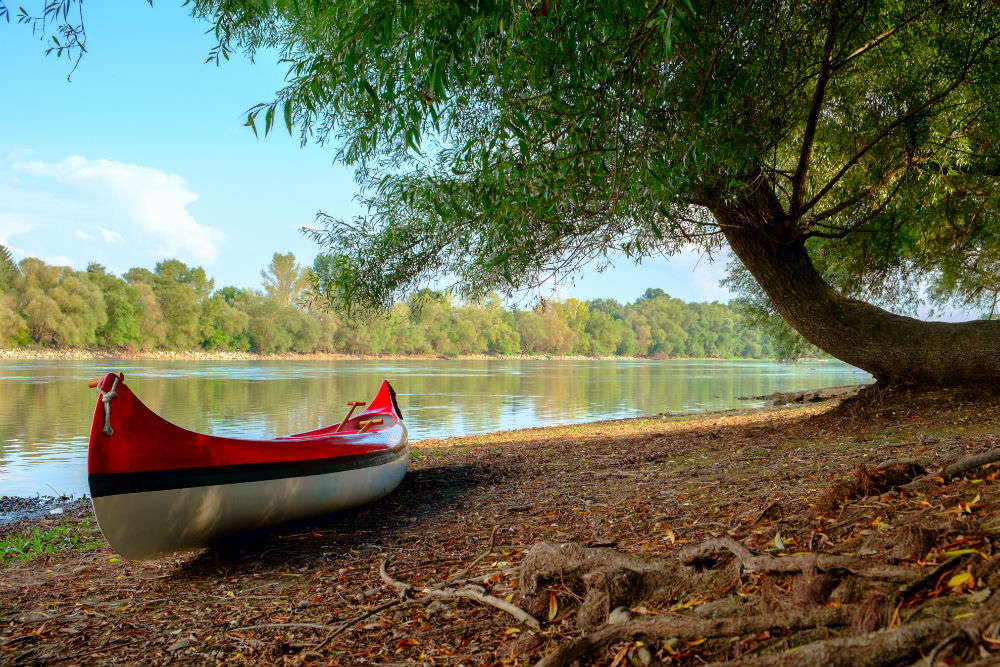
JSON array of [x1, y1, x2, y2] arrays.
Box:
[[2, 2, 728, 305]]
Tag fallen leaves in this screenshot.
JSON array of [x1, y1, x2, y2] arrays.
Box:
[[3, 386, 1000, 666], [547, 592, 558, 621], [947, 571, 975, 590]]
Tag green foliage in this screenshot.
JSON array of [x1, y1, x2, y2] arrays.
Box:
[[12, 0, 1000, 376], [182, 0, 1000, 326], [152, 260, 214, 349], [86, 264, 144, 347], [261, 252, 310, 307], [0, 244, 18, 293], [14, 258, 107, 347], [0, 253, 785, 357], [201, 293, 251, 351], [1, 517, 103, 566]]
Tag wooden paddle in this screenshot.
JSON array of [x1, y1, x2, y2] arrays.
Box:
[[336, 401, 368, 432]]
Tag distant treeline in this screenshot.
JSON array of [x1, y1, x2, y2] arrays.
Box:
[[0, 248, 781, 358]]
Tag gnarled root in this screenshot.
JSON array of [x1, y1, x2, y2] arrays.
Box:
[[702, 618, 953, 667], [519, 541, 682, 630], [535, 606, 855, 667], [678, 537, 920, 583], [902, 449, 1000, 492], [524, 539, 1000, 667]]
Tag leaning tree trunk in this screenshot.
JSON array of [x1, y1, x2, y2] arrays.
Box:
[[712, 205, 1000, 385]]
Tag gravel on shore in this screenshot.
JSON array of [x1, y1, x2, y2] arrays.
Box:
[[0, 495, 88, 528]]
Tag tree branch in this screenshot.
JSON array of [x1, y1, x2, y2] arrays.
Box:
[[790, 9, 837, 217], [831, 1, 946, 71], [800, 30, 1000, 217]]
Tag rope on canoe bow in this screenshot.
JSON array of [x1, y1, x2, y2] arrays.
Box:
[[98, 375, 120, 436]]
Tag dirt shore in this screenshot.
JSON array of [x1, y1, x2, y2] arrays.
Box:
[[2, 386, 999, 666]]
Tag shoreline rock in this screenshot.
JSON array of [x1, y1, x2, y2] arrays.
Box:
[[0, 495, 88, 528]]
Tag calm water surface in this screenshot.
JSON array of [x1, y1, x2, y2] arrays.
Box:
[[0, 359, 871, 496]]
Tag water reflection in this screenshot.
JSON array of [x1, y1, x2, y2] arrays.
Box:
[[0, 359, 871, 496]]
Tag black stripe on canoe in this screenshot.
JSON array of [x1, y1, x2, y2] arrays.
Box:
[[89, 446, 408, 498]]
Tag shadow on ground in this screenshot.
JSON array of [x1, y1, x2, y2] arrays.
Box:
[[169, 461, 510, 577]]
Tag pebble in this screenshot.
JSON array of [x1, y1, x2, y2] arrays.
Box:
[[425, 600, 447, 615], [607, 606, 633, 624], [167, 638, 192, 652], [693, 597, 743, 618], [0, 496, 82, 526]]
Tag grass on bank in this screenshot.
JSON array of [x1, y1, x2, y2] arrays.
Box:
[[1, 516, 103, 565]]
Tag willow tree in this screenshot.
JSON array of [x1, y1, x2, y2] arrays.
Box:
[[12, 0, 999, 381]]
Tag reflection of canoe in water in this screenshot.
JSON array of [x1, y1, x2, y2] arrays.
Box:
[[87, 373, 408, 559]]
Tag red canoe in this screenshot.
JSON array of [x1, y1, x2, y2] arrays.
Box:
[[87, 373, 408, 559]]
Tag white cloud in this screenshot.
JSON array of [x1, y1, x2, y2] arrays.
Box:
[[0, 217, 33, 245], [42, 255, 74, 267], [0, 215, 32, 258], [13, 156, 224, 264], [74, 229, 94, 240], [97, 226, 123, 244]]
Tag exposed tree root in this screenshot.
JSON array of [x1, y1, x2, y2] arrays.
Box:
[[678, 537, 921, 582], [533, 606, 855, 667], [519, 541, 682, 630], [924, 588, 1000, 666], [523, 536, 999, 667], [902, 449, 1000, 491], [816, 460, 925, 513], [701, 618, 953, 667], [380, 559, 541, 630]]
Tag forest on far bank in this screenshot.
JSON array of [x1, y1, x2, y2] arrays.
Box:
[[0, 247, 786, 358]]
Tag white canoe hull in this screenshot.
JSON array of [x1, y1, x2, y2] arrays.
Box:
[[92, 449, 408, 559]]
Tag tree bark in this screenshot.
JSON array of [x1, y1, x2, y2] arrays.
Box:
[[711, 200, 1000, 385]]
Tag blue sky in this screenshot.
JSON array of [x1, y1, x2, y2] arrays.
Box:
[[0, 2, 732, 304]]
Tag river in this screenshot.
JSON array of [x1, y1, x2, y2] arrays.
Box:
[[0, 359, 870, 496]]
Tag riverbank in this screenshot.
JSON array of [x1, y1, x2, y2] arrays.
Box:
[[0, 347, 784, 362], [3, 385, 998, 666]]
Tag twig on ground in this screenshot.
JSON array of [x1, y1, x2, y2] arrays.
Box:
[[313, 598, 417, 651], [47, 639, 132, 664], [925, 588, 1000, 666], [231, 622, 333, 632], [380, 559, 541, 630], [926, 630, 977, 667], [448, 526, 499, 582]]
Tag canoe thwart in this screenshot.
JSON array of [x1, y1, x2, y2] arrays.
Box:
[[358, 418, 384, 433], [346, 401, 367, 406]]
